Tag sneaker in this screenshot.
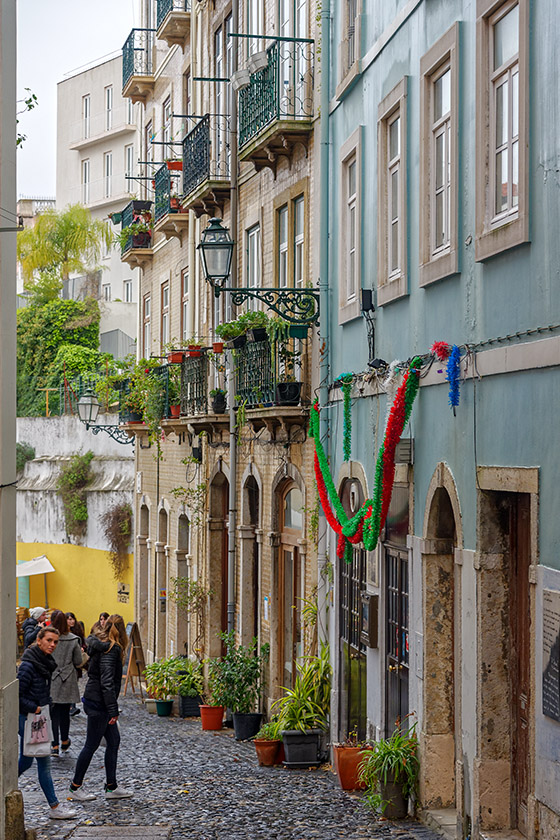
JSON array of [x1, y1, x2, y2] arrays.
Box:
[[49, 805, 77, 820], [69, 707, 81, 717], [68, 785, 97, 802], [50, 746, 59, 757], [105, 786, 133, 800], [61, 738, 71, 752]]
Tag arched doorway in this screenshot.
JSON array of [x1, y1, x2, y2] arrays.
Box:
[[278, 482, 304, 689], [208, 471, 229, 657], [338, 476, 368, 741], [175, 513, 190, 655], [239, 475, 260, 645], [156, 506, 169, 658], [422, 468, 461, 811], [137, 503, 150, 644]]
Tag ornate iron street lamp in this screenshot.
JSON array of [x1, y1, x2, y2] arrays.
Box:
[[77, 389, 133, 446], [198, 217, 320, 324]]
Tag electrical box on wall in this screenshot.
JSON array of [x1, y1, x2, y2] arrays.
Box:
[[360, 593, 379, 648]]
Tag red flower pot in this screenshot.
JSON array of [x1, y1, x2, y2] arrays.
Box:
[[254, 739, 281, 767], [332, 745, 370, 790], [166, 160, 183, 171], [167, 352, 184, 364], [169, 404, 181, 417], [200, 704, 224, 731], [187, 345, 202, 358], [212, 342, 224, 354]]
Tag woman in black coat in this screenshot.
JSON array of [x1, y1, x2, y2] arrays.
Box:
[[17, 626, 77, 820], [68, 614, 133, 802]]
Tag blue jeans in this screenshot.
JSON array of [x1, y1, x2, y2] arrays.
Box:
[[73, 709, 120, 788], [18, 713, 58, 807]]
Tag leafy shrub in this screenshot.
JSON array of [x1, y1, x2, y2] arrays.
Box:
[[99, 502, 133, 580], [56, 451, 94, 537], [16, 442, 35, 473]]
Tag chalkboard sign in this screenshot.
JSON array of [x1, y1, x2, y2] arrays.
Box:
[[542, 589, 560, 721], [123, 623, 146, 698]]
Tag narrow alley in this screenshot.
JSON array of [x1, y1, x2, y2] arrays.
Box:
[[19, 691, 442, 840]]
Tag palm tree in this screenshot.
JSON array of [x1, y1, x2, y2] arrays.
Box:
[[17, 204, 111, 288]]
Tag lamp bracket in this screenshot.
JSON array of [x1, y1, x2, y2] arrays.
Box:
[[86, 423, 134, 446], [216, 286, 320, 325]]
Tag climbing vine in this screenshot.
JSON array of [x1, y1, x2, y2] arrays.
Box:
[[56, 451, 94, 537], [99, 502, 133, 580]]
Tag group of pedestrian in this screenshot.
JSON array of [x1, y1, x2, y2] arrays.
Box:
[[18, 608, 132, 821]]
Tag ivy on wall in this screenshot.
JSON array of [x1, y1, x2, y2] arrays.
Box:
[[99, 503, 133, 581], [56, 451, 94, 538]]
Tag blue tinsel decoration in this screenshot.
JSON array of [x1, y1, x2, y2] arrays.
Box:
[[446, 345, 461, 412]]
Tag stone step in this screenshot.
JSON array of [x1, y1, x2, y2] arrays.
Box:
[[422, 807, 458, 840], [480, 831, 525, 840]]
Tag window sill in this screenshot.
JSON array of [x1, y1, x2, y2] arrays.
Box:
[[475, 213, 529, 262], [419, 250, 459, 287], [377, 273, 408, 306], [335, 60, 362, 103], [338, 297, 362, 325]]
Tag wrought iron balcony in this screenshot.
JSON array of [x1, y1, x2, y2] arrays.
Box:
[[120, 200, 153, 268], [235, 340, 275, 408], [156, 0, 191, 48], [154, 164, 188, 239], [122, 28, 156, 103], [182, 114, 231, 216], [238, 39, 314, 172], [181, 354, 209, 417]]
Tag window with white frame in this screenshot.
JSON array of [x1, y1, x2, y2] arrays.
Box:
[[294, 196, 304, 288], [127, 97, 134, 124], [123, 279, 133, 303], [82, 95, 90, 139], [161, 283, 170, 350], [145, 120, 154, 163], [337, 0, 361, 94], [338, 128, 362, 322], [246, 224, 261, 310], [125, 144, 134, 193], [476, 0, 527, 260], [81, 159, 90, 204], [105, 86, 113, 131], [377, 80, 407, 305], [162, 97, 172, 160], [181, 269, 189, 341], [419, 24, 459, 286], [104, 152, 112, 198], [346, 0, 358, 70], [102, 283, 111, 301], [143, 295, 151, 356], [247, 0, 263, 57], [278, 206, 288, 288]]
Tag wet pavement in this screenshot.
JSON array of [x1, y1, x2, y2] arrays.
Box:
[[19, 689, 443, 840]]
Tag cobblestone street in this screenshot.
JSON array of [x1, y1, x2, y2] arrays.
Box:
[[18, 690, 443, 840]]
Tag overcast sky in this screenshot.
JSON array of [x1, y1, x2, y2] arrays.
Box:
[[17, 0, 138, 199]]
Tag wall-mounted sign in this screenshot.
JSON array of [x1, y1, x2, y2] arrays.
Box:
[[360, 593, 379, 648], [543, 589, 560, 721], [117, 582, 130, 604]]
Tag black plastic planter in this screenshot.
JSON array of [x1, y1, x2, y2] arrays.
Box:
[[248, 327, 268, 343], [276, 382, 302, 406], [232, 712, 262, 741], [211, 395, 227, 414], [288, 325, 309, 339], [178, 694, 202, 718], [132, 200, 152, 213], [226, 334, 247, 350], [380, 773, 408, 819], [282, 729, 323, 767]]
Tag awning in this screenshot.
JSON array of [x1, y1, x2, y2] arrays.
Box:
[[16, 555, 55, 578]]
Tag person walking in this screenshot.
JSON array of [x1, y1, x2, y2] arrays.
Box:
[[22, 607, 46, 649], [89, 611, 109, 636], [66, 612, 86, 717], [49, 610, 82, 756], [68, 614, 133, 802], [17, 625, 77, 820]]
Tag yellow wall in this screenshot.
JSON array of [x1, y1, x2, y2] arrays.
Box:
[[17, 543, 134, 634]]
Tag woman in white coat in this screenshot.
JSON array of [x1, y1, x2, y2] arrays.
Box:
[[49, 610, 82, 756]]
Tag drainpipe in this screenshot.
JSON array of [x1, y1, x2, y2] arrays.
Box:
[[317, 0, 331, 646], [226, 0, 240, 635]]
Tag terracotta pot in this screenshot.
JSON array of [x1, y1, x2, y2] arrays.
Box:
[[332, 745, 369, 790], [167, 351, 184, 364], [167, 160, 183, 171], [169, 404, 181, 417], [212, 342, 224, 354], [200, 704, 224, 731], [254, 739, 281, 767], [187, 346, 202, 358]]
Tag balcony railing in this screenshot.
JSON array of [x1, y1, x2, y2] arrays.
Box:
[[181, 355, 209, 416], [120, 200, 153, 255], [157, 0, 191, 29], [154, 164, 182, 222], [239, 39, 314, 148], [122, 28, 155, 90], [182, 114, 231, 197], [235, 340, 275, 408]]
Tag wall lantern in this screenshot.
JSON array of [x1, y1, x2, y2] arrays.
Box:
[[77, 389, 133, 446], [197, 217, 234, 295]]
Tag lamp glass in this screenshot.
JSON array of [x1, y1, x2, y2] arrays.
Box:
[[198, 217, 233, 284], [78, 390, 100, 425]]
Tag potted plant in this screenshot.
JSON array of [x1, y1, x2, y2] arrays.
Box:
[[272, 644, 331, 767], [253, 716, 284, 766], [167, 350, 185, 364], [216, 311, 270, 350], [267, 317, 302, 405], [332, 728, 372, 791], [132, 199, 152, 213], [176, 658, 204, 717], [358, 721, 419, 818], [167, 366, 181, 417], [121, 384, 145, 423], [209, 388, 226, 414], [166, 159, 183, 172], [114, 220, 152, 251], [212, 341, 224, 354], [200, 655, 227, 730], [143, 656, 183, 716], [219, 631, 269, 741]]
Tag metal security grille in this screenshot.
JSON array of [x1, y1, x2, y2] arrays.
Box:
[[122, 29, 155, 89], [235, 340, 275, 407], [340, 547, 366, 652], [156, 0, 191, 30], [181, 355, 208, 416], [385, 546, 409, 734], [154, 164, 172, 222]]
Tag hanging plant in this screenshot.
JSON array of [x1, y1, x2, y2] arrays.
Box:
[[56, 451, 94, 537], [99, 502, 133, 580]]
